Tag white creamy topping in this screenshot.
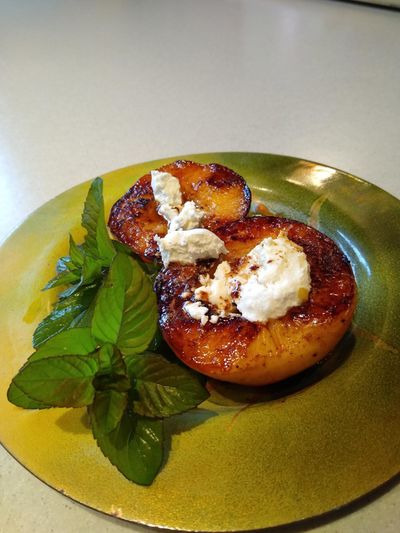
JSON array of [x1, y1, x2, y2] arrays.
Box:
[[187, 233, 311, 324], [183, 301, 209, 326], [151, 170, 182, 209], [194, 261, 232, 312], [151, 170, 226, 267], [169, 200, 204, 231], [158, 204, 179, 223], [233, 234, 311, 322], [155, 229, 227, 267], [151, 170, 204, 228]]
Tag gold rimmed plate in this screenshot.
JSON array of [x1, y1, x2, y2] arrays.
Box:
[[1, 152, 399, 531]]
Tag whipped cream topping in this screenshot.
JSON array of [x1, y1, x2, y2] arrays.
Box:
[[183, 301, 209, 326], [169, 200, 204, 231], [189, 233, 311, 324], [155, 229, 227, 267], [151, 170, 311, 325], [151, 170, 182, 211], [232, 234, 311, 322], [151, 170, 226, 266]]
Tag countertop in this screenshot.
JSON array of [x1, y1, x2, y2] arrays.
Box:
[[1, 0, 399, 531]]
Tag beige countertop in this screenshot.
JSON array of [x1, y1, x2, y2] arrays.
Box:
[[1, 0, 399, 531]]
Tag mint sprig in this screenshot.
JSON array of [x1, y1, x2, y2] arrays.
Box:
[[8, 354, 99, 408], [126, 353, 209, 418], [90, 389, 128, 434], [89, 408, 163, 486], [7, 382, 50, 409], [33, 283, 99, 348], [35, 178, 117, 345], [81, 177, 116, 264], [7, 177, 209, 486], [29, 327, 96, 362], [91, 253, 157, 353]]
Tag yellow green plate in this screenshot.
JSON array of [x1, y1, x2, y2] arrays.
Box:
[[1, 152, 400, 531]]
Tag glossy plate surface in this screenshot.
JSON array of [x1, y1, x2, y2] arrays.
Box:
[[1, 152, 399, 531]]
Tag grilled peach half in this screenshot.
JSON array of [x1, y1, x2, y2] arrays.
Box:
[[108, 160, 251, 261], [155, 217, 356, 386]]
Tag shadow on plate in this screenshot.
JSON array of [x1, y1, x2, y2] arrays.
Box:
[[161, 407, 217, 472], [55, 408, 91, 435], [206, 330, 355, 407], [54, 330, 354, 437]]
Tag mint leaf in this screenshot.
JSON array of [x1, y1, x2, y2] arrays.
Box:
[[71, 298, 96, 328], [68, 235, 84, 267], [44, 178, 114, 295], [60, 256, 103, 299], [33, 283, 99, 348], [44, 236, 86, 291], [91, 253, 130, 344], [97, 344, 126, 377], [111, 240, 133, 255], [97, 343, 115, 373], [57, 255, 104, 299], [125, 353, 209, 418], [148, 328, 164, 352], [80, 253, 103, 283], [37, 179, 121, 346], [44, 270, 81, 290], [91, 390, 128, 434], [9, 355, 99, 408], [93, 344, 131, 392], [117, 261, 158, 355], [28, 328, 96, 363], [91, 253, 157, 354], [7, 382, 50, 409], [93, 344, 130, 393], [82, 177, 115, 265], [89, 408, 163, 485], [137, 259, 160, 282]]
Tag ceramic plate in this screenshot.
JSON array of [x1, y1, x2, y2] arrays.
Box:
[[1, 152, 399, 531]]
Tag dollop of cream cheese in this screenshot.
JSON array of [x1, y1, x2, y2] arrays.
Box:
[[151, 170, 226, 266], [151, 170, 182, 210], [233, 234, 311, 322], [155, 229, 227, 267], [151, 170, 311, 322], [169, 200, 204, 231], [191, 233, 311, 324], [183, 301, 209, 326], [194, 262, 233, 314]]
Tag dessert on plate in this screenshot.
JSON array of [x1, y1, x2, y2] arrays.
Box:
[[109, 160, 356, 386]]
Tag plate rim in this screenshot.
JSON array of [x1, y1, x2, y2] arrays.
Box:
[[1, 151, 400, 531]]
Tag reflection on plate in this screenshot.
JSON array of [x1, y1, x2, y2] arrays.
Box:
[[1, 152, 399, 531]]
